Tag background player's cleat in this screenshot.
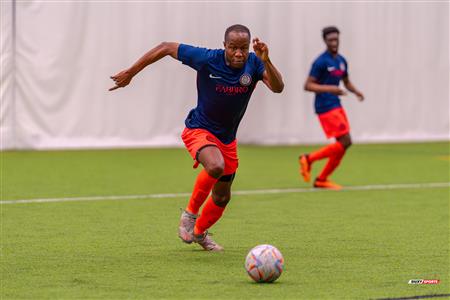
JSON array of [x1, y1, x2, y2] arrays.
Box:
[[178, 210, 198, 244], [314, 178, 342, 190], [299, 154, 311, 182], [193, 231, 224, 251]]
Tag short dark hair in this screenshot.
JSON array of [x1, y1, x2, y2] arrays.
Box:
[[322, 26, 340, 40], [224, 24, 251, 42]]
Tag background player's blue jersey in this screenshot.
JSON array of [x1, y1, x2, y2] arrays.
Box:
[[177, 44, 265, 144], [309, 51, 348, 114]]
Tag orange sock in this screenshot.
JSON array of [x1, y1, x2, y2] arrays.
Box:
[[194, 196, 226, 235], [317, 143, 346, 181], [186, 169, 218, 215], [309, 142, 344, 163]]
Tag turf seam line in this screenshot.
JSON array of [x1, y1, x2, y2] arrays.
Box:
[[2, 182, 449, 205]]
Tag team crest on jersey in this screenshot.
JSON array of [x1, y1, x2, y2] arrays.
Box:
[[239, 73, 252, 86], [340, 62, 346, 71]]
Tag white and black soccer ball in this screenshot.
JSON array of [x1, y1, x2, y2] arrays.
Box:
[[244, 244, 284, 283]]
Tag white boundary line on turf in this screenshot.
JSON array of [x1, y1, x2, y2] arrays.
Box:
[[1, 182, 449, 205]]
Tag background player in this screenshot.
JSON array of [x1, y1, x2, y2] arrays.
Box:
[[109, 24, 284, 251], [300, 26, 364, 190]]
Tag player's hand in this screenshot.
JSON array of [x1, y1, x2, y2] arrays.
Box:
[[330, 86, 347, 96], [252, 38, 269, 62], [109, 70, 133, 91], [356, 92, 365, 102]]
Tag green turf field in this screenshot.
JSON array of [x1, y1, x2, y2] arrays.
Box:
[[1, 142, 449, 299]]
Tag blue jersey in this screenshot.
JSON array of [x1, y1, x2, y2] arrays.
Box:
[[177, 44, 265, 144], [309, 51, 348, 114]]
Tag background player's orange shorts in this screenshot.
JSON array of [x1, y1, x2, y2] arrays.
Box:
[[181, 128, 238, 175], [318, 107, 350, 138]]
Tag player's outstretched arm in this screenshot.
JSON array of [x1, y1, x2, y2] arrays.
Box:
[[109, 42, 179, 91], [304, 76, 347, 96], [252, 38, 284, 93], [343, 76, 364, 101]]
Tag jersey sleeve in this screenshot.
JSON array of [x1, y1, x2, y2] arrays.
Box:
[[309, 59, 324, 80], [177, 44, 215, 71]]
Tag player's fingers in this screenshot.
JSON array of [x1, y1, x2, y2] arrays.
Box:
[[109, 85, 119, 91], [254, 42, 264, 50]]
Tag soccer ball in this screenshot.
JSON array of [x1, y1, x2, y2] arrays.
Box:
[[244, 244, 284, 283]]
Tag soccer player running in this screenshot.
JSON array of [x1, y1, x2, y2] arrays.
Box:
[[300, 26, 364, 190], [109, 25, 284, 251]]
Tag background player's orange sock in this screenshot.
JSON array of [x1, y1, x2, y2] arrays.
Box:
[[194, 196, 225, 235], [317, 143, 345, 181], [309, 142, 344, 163], [186, 169, 218, 215]]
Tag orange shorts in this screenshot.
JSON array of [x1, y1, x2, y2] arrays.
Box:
[[318, 107, 350, 139], [181, 127, 239, 175]]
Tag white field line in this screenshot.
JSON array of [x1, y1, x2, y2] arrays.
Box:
[[1, 182, 449, 205]]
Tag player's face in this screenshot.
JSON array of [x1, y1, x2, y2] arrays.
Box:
[[324, 32, 339, 54], [224, 31, 250, 69]]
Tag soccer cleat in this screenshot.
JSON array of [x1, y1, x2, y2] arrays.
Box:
[[313, 178, 343, 190], [192, 231, 224, 252], [299, 154, 311, 182], [178, 210, 198, 244]]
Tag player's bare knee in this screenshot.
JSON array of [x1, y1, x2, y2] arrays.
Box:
[[337, 135, 352, 149], [340, 139, 352, 149], [206, 163, 225, 179], [212, 193, 230, 207], [346, 139, 352, 149], [344, 137, 352, 149]]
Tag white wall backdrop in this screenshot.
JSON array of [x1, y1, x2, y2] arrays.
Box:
[[1, 1, 14, 149], [1, 1, 448, 150]]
